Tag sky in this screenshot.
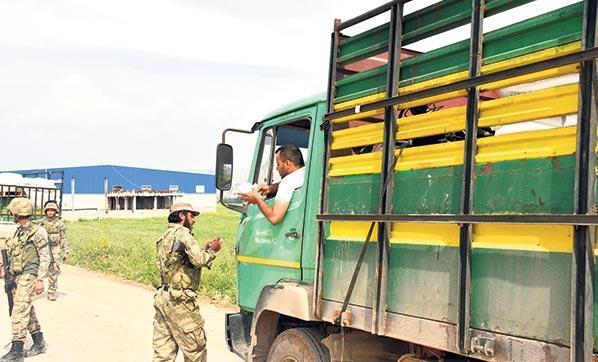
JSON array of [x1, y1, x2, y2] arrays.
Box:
[[0, 0, 579, 173]]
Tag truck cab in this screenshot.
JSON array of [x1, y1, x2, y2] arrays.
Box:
[[216, 94, 328, 360], [229, 95, 326, 311]]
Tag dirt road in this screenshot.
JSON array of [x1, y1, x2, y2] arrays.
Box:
[[0, 265, 243, 362]]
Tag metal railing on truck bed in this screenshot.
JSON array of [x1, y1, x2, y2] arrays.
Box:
[[316, 0, 598, 360], [0, 171, 64, 222]]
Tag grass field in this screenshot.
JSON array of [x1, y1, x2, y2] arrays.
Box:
[[66, 207, 240, 304]]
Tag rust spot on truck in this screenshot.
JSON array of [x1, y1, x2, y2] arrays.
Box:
[[480, 163, 493, 175], [550, 157, 563, 170], [332, 309, 353, 327]]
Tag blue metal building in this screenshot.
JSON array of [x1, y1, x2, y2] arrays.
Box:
[[9, 165, 215, 194]]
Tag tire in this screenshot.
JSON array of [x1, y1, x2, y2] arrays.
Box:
[[266, 327, 330, 362]]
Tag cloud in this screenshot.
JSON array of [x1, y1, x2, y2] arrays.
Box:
[[0, 0, 582, 172], [0, 0, 329, 73], [27, 74, 136, 126]]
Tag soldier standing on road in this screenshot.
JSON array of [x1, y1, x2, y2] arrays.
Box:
[[39, 201, 69, 301], [0, 198, 50, 362], [153, 202, 222, 362]]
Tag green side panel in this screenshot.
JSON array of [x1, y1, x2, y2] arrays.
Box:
[[335, 64, 387, 103], [321, 238, 377, 306], [339, 0, 537, 64], [237, 263, 302, 311], [471, 249, 571, 345], [324, 245, 573, 342], [393, 166, 463, 214], [474, 156, 575, 214], [336, 3, 583, 103], [336, 66, 387, 105], [339, 24, 389, 66], [328, 173, 380, 214], [387, 244, 458, 322], [482, 4, 581, 67], [330, 156, 574, 215]]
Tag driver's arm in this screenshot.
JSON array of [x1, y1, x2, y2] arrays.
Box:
[[254, 198, 289, 225]]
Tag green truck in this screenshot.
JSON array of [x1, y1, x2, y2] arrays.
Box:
[[216, 1, 598, 361]]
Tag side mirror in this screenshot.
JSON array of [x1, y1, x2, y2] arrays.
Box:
[[215, 143, 234, 191]]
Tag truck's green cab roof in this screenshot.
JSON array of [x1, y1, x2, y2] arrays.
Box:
[[262, 92, 326, 121]]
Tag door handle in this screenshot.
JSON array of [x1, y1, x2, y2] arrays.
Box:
[[285, 229, 302, 239]]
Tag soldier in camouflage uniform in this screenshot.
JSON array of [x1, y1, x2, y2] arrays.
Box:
[[153, 202, 222, 362], [39, 201, 69, 301], [0, 198, 50, 362]]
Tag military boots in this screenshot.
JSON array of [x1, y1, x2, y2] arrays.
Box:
[[0, 340, 24, 362], [25, 332, 46, 357]]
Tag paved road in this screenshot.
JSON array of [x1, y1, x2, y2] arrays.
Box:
[[0, 265, 243, 362]]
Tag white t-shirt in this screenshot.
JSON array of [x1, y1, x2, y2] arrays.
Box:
[[275, 167, 305, 203]]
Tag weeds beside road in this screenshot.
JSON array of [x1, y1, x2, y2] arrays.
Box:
[[66, 207, 239, 304]]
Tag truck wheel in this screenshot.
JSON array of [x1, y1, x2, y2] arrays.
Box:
[[266, 327, 330, 362]]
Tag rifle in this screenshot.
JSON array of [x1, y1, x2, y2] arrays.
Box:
[[0, 237, 15, 316]]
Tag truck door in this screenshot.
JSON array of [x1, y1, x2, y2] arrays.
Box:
[[236, 115, 313, 311]]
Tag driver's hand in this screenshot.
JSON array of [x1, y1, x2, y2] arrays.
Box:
[[239, 189, 260, 204], [256, 184, 270, 196], [0, 266, 5, 279]]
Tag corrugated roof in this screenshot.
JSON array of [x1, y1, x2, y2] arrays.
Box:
[[6, 165, 215, 194]]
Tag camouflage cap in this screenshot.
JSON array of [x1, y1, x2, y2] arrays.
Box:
[[7, 198, 33, 217], [169, 202, 200, 216], [44, 201, 59, 213]]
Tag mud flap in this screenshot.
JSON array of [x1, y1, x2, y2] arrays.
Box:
[[225, 311, 253, 360]]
